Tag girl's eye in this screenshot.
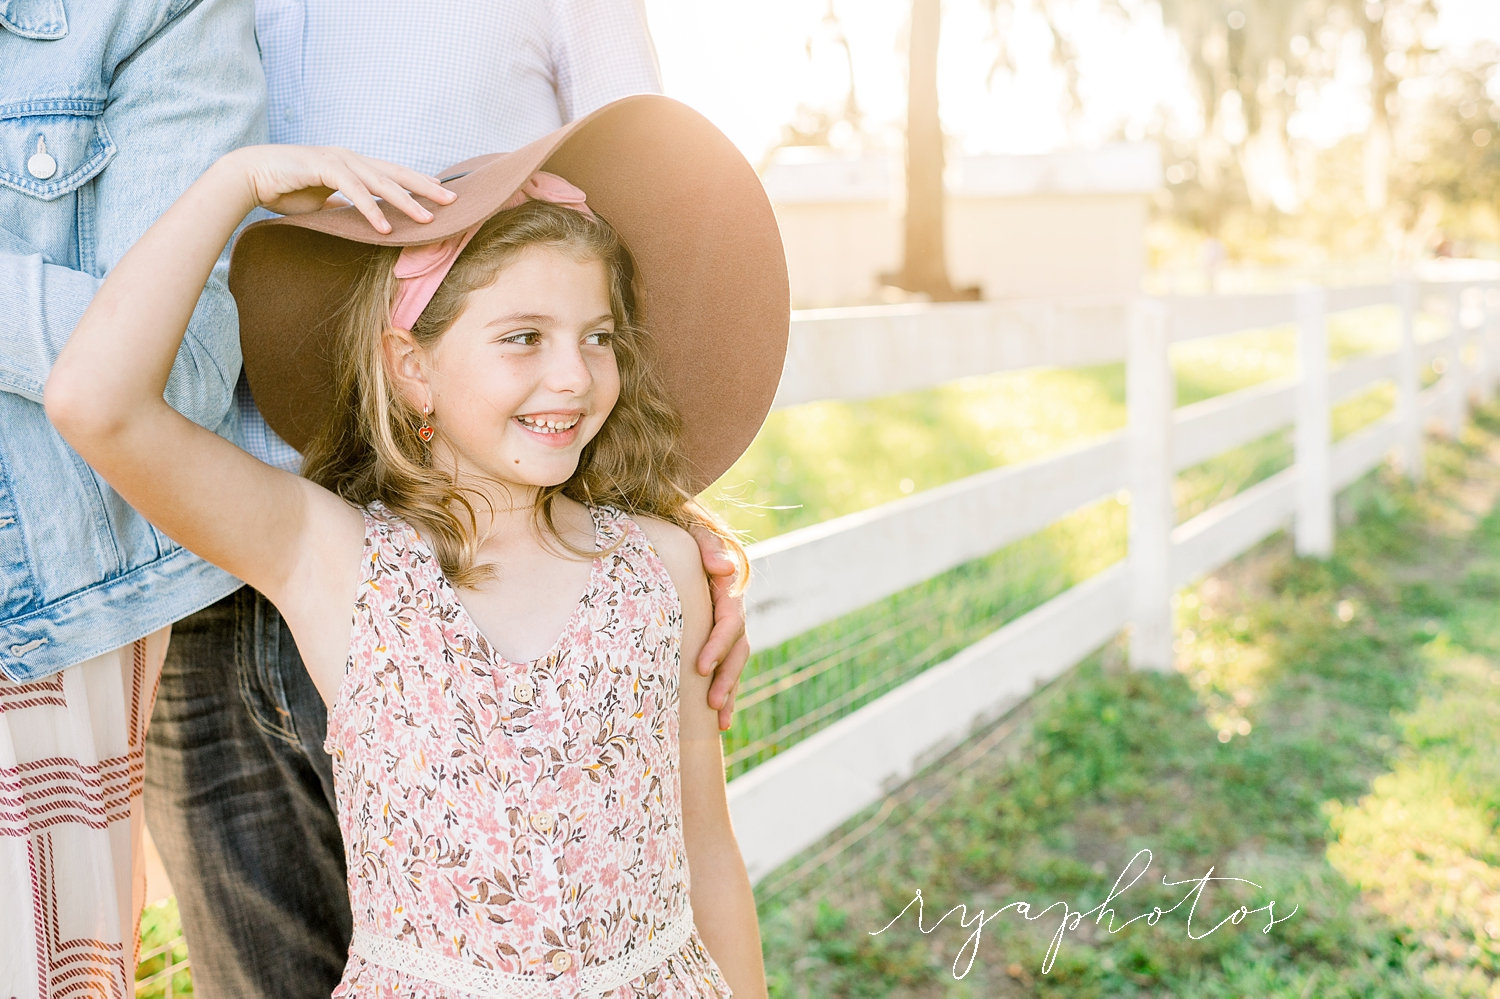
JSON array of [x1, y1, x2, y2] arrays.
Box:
[[501, 331, 541, 346], [584, 331, 614, 346]]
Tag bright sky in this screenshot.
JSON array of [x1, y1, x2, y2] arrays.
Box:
[[641, 0, 1500, 164]]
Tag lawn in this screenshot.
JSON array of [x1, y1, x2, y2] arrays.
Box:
[[752, 409, 1500, 998]]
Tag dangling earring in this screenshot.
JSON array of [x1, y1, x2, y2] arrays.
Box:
[[418, 407, 434, 443]]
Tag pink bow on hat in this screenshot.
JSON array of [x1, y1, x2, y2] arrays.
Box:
[[389, 172, 595, 332], [499, 172, 596, 218]]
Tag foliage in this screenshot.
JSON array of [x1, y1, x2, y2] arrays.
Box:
[[135, 898, 192, 997], [1393, 41, 1500, 248], [1149, 0, 1500, 264]]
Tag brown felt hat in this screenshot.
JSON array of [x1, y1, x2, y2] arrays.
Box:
[[228, 95, 789, 491]]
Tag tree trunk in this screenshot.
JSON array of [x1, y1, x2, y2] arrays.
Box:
[[885, 0, 974, 299], [1360, 10, 1394, 212]]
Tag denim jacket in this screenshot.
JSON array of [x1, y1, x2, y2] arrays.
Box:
[[0, 0, 267, 680]]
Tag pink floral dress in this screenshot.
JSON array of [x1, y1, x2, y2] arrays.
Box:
[[325, 501, 733, 998]]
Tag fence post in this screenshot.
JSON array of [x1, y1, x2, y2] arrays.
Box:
[[1445, 284, 1466, 437], [1476, 286, 1494, 406], [1485, 286, 1500, 405], [1295, 286, 1333, 558], [1395, 277, 1423, 482], [1127, 299, 1174, 671]]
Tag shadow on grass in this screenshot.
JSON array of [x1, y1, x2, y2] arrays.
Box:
[[756, 410, 1500, 998]]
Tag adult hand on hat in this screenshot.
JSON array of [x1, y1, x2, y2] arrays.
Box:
[[229, 144, 456, 234]]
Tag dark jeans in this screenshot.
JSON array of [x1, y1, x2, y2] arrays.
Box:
[[144, 585, 351, 999]]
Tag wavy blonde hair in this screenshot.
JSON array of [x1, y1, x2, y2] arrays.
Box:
[[300, 200, 745, 589]]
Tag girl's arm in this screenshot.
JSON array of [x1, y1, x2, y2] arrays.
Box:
[[639, 516, 769, 998], [45, 147, 452, 694]]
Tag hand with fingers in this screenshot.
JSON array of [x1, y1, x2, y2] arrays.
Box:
[[232, 144, 456, 232], [689, 522, 750, 732]]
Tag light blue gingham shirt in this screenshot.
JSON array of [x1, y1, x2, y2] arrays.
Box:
[[242, 0, 664, 471]]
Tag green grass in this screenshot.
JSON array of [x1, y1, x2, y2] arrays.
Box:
[[754, 410, 1500, 998]]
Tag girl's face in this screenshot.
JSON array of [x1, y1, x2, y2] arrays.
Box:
[[417, 243, 621, 497]]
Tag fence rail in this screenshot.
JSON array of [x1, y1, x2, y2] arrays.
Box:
[[729, 270, 1500, 882], [745, 433, 1125, 649]]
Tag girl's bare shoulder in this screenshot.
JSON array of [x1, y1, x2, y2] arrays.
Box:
[[628, 513, 700, 582]]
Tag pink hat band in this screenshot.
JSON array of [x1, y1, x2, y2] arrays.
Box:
[[389, 171, 596, 332]]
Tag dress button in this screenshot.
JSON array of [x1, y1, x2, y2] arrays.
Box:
[[513, 678, 534, 703], [551, 952, 572, 972], [530, 811, 554, 834], [27, 137, 56, 181]]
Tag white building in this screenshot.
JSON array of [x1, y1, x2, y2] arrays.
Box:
[[761, 144, 1162, 308]]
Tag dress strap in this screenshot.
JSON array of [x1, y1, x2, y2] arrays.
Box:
[[592, 505, 676, 593], [348, 905, 694, 998], [359, 500, 444, 589]]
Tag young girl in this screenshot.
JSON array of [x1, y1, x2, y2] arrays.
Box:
[[46, 97, 785, 997]]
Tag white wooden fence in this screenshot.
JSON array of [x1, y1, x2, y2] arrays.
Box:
[[728, 269, 1500, 883]]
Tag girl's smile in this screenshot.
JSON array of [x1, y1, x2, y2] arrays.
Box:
[[413, 243, 621, 499], [514, 410, 583, 444]]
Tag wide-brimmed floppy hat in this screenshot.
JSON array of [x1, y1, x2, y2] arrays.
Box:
[[228, 95, 789, 492]]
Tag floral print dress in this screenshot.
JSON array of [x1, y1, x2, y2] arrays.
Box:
[[326, 501, 733, 998]]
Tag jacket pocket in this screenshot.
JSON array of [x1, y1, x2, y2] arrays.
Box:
[[0, 0, 67, 39], [0, 102, 114, 201]]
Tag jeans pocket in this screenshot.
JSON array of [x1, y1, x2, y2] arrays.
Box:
[[237, 589, 299, 745]]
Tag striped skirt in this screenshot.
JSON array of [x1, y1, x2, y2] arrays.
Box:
[[0, 629, 168, 999]]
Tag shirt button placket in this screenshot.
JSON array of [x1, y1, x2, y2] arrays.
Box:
[[522, 672, 567, 984], [546, 945, 580, 993], [524, 665, 576, 990], [532, 819, 568, 987], [513, 676, 534, 704]]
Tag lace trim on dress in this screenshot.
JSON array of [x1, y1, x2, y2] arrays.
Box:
[[348, 905, 695, 998]]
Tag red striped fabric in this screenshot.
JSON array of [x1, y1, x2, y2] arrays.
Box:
[[30, 791, 129, 997], [2, 634, 164, 998], [0, 674, 65, 713]]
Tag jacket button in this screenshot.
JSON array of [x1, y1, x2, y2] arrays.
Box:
[[550, 952, 572, 972], [27, 137, 57, 181], [513, 678, 534, 703], [530, 811, 554, 834]]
